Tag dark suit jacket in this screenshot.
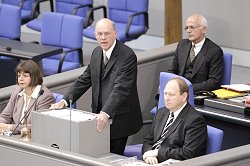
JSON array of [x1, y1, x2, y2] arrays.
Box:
[[142, 103, 207, 162], [168, 38, 224, 93], [64, 40, 143, 139], [0, 85, 54, 133]]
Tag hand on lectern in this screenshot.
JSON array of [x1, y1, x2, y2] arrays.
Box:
[[96, 112, 108, 133], [50, 100, 65, 110]]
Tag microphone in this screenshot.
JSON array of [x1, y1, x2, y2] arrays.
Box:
[[69, 94, 73, 109], [9, 89, 44, 137]]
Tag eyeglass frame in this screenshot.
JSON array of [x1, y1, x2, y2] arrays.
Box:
[[184, 25, 203, 31], [95, 31, 115, 38]]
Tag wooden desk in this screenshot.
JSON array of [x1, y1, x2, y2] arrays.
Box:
[[0, 38, 63, 87]]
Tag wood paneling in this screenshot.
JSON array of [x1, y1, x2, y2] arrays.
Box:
[[164, 0, 182, 45]]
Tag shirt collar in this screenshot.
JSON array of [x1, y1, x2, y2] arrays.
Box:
[[18, 85, 42, 99], [193, 37, 205, 48], [103, 40, 116, 59], [171, 102, 187, 121]]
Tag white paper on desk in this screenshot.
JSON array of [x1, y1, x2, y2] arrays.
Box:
[[41, 109, 95, 122], [160, 158, 181, 165], [221, 84, 250, 92]]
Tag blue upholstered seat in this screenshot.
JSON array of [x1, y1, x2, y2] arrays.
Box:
[[83, 0, 149, 43], [26, 0, 93, 32], [222, 52, 233, 85], [41, 12, 84, 76], [1, 0, 35, 24], [0, 4, 21, 39], [0, 4, 21, 60]]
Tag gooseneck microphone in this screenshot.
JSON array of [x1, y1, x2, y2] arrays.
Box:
[[10, 89, 44, 137]]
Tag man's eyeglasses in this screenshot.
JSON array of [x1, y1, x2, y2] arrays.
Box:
[[184, 26, 203, 31], [96, 32, 112, 37]]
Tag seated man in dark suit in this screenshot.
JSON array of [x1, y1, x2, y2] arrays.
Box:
[[168, 14, 224, 93], [142, 77, 207, 165]]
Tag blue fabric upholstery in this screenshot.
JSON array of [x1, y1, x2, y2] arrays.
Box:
[[26, 0, 93, 32], [151, 72, 194, 115], [222, 52, 233, 85], [206, 125, 224, 154], [0, 4, 21, 60], [53, 93, 76, 109], [123, 125, 224, 159], [83, 0, 149, 43], [0, 4, 21, 39], [2, 0, 35, 24], [41, 12, 84, 76]]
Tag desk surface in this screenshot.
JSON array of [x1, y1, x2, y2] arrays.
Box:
[[196, 105, 250, 127], [0, 38, 62, 61]]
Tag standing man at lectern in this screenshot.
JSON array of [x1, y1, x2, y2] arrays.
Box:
[[50, 18, 143, 155]]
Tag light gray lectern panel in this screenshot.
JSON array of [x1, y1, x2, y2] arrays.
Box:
[[31, 109, 110, 157]]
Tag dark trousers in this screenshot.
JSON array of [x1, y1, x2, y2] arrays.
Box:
[[110, 136, 128, 155]]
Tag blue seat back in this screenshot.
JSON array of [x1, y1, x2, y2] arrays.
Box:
[[56, 0, 92, 18], [2, 0, 35, 24], [83, 0, 148, 42], [206, 125, 224, 154], [53, 93, 76, 109], [41, 12, 83, 63], [0, 4, 21, 39], [222, 52, 233, 85], [2, 0, 34, 10], [27, 0, 92, 31], [108, 0, 148, 25]]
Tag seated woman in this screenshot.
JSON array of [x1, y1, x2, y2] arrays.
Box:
[[0, 60, 54, 134]]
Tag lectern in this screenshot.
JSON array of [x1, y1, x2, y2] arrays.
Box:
[[31, 109, 110, 157]]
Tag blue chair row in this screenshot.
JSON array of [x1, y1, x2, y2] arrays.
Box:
[[1, 0, 36, 25], [25, 0, 149, 43], [0, 4, 84, 76], [83, 0, 149, 43], [26, 0, 93, 32]]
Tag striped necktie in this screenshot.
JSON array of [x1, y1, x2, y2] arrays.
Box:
[[152, 112, 174, 149], [190, 44, 195, 62]]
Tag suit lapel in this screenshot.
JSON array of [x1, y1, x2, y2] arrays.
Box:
[[191, 39, 209, 77], [96, 48, 102, 81], [102, 42, 119, 79], [180, 43, 192, 76], [155, 111, 169, 141], [15, 95, 24, 123]]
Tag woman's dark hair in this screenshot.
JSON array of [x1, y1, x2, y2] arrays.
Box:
[[16, 60, 43, 86]]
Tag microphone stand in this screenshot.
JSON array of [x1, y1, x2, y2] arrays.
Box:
[[20, 111, 31, 141], [69, 94, 73, 152]]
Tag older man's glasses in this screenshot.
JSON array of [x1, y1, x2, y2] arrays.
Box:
[[184, 26, 203, 31], [96, 32, 112, 38]]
